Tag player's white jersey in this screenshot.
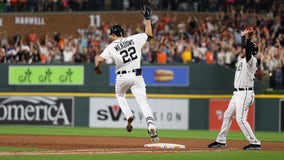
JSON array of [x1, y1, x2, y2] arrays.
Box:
[[100, 33, 148, 72], [234, 56, 257, 88]]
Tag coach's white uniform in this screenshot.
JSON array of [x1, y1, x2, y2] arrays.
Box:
[[216, 55, 261, 145], [100, 33, 156, 130]]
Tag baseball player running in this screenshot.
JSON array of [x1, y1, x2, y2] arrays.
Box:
[[94, 5, 159, 143], [208, 27, 261, 150]]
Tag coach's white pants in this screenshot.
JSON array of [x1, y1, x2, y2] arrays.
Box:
[[115, 73, 156, 130], [216, 90, 261, 145]]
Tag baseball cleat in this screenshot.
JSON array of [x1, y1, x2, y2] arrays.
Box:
[[243, 144, 261, 150], [148, 128, 159, 143], [208, 141, 227, 148], [126, 117, 133, 132]]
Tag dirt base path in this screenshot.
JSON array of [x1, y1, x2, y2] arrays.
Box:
[[0, 135, 283, 155]]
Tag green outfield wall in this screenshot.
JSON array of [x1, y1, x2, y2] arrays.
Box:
[[0, 64, 283, 132]]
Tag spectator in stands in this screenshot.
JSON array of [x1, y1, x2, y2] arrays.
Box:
[[50, 45, 62, 63], [30, 44, 41, 63], [274, 65, 283, 89], [86, 46, 96, 63], [37, 0, 44, 12], [0, 47, 5, 62], [0, 31, 8, 49], [177, 20, 187, 35], [13, 32, 21, 46], [60, 0, 68, 11], [181, 45, 192, 64], [196, 42, 208, 63], [44, 0, 53, 11], [5, 43, 17, 63], [206, 47, 214, 64], [26, 0, 37, 12], [36, 37, 49, 63], [178, 0, 189, 11], [18, 44, 31, 63], [167, 40, 182, 63], [28, 30, 38, 46], [63, 45, 73, 63], [142, 40, 150, 63], [156, 43, 167, 64], [79, 34, 88, 55], [73, 51, 86, 63]]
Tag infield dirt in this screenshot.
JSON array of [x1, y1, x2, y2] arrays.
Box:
[[0, 135, 283, 155]]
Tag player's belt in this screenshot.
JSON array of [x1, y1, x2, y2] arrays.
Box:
[[234, 87, 253, 91], [116, 68, 142, 76]]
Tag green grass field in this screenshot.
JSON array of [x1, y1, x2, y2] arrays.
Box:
[[1, 151, 284, 160], [0, 125, 283, 160]]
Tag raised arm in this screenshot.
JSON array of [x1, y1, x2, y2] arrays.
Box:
[[141, 5, 153, 40], [241, 28, 254, 62]]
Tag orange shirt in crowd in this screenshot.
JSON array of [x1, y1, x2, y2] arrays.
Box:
[[28, 32, 38, 43], [58, 39, 65, 51], [41, 55, 47, 63], [206, 50, 214, 64], [157, 51, 167, 64]]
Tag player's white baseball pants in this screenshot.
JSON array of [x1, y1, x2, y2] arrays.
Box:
[[216, 90, 261, 145], [115, 73, 156, 130]]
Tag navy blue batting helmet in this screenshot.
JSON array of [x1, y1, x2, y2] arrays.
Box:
[[109, 25, 124, 37]]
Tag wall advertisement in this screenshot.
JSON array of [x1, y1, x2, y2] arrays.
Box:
[[0, 96, 74, 126], [209, 99, 255, 131], [89, 97, 189, 130], [9, 65, 84, 85], [109, 66, 189, 86]]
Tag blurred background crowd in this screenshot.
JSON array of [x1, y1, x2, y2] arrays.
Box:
[[0, 0, 283, 89], [0, 0, 282, 13]]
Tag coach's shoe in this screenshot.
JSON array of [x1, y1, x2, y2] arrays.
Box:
[[148, 128, 159, 143], [243, 144, 261, 150], [126, 117, 133, 132], [208, 141, 227, 148]]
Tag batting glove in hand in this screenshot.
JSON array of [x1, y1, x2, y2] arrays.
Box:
[[141, 5, 151, 20], [94, 66, 102, 74]]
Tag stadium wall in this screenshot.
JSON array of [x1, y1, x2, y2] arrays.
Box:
[[0, 11, 228, 41], [0, 63, 283, 132]]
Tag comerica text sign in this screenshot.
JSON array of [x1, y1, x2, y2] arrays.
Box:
[[0, 97, 74, 126], [9, 66, 84, 85]]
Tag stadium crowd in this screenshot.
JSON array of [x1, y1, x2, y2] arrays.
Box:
[[0, 0, 283, 89], [0, 0, 281, 13]]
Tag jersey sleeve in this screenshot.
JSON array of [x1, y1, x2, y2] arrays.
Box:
[[247, 55, 257, 69], [100, 46, 111, 60], [135, 33, 148, 46]]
